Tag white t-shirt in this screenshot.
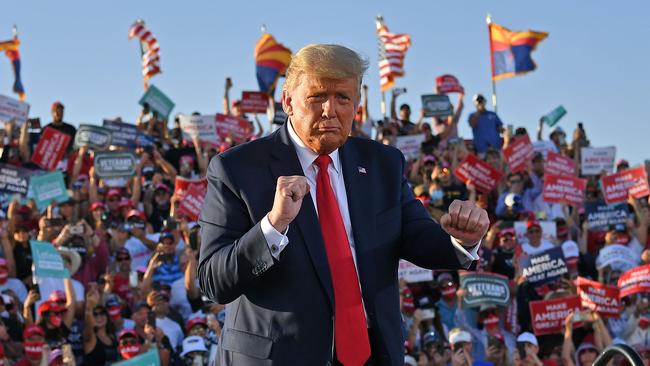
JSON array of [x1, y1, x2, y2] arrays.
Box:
[[156, 316, 184, 348], [36, 278, 85, 309], [0, 278, 28, 302], [521, 240, 555, 256], [170, 277, 193, 321], [126, 234, 187, 271]]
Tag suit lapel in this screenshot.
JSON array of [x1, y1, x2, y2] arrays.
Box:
[[269, 124, 334, 308]]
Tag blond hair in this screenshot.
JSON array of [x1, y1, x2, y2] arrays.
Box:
[[283, 44, 368, 93]]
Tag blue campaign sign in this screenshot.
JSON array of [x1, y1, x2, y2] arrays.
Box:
[[103, 119, 139, 148], [585, 201, 628, 231], [521, 246, 568, 285]]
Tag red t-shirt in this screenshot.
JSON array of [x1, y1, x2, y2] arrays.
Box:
[[113, 273, 134, 305]]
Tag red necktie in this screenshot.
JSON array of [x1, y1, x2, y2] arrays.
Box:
[[314, 155, 370, 366]]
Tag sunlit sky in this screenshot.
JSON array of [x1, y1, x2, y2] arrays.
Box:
[[2, 0, 649, 164]]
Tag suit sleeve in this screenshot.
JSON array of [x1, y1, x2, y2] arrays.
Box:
[[197, 155, 276, 304], [396, 154, 471, 270]]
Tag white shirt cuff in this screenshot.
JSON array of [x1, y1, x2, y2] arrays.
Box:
[[450, 236, 481, 269], [260, 214, 290, 260]]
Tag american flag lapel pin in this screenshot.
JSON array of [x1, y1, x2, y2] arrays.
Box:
[[358, 166, 367, 174]]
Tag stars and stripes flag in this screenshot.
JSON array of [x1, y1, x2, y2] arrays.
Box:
[[376, 16, 411, 92], [0, 35, 24, 101], [128, 20, 161, 90]]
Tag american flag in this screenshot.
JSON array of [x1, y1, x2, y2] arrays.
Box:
[[128, 21, 161, 89], [376, 16, 411, 92]]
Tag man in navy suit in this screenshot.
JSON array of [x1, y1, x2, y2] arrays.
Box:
[[198, 44, 490, 365]]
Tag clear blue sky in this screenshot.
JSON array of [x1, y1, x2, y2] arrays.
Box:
[[2, 1, 649, 164]]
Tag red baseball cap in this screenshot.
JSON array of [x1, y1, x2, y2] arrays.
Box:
[[186, 316, 207, 331], [527, 221, 541, 231], [51, 101, 64, 111], [107, 189, 121, 199], [38, 300, 65, 316], [127, 209, 146, 221], [90, 201, 105, 211], [118, 198, 134, 209], [118, 328, 138, 340], [23, 324, 45, 339], [154, 184, 171, 194], [498, 228, 516, 239], [48, 290, 66, 303]]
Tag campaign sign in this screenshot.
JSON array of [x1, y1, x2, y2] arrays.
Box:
[[421, 94, 453, 117], [435, 74, 464, 94], [618, 265, 650, 298], [240, 91, 269, 114], [31, 127, 71, 171], [581, 147, 616, 175], [542, 105, 567, 127], [215, 113, 252, 143], [585, 202, 628, 231], [103, 119, 138, 148], [595, 244, 638, 272], [30, 240, 70, 279], [454, 154, 503, 193], [28, 171, 69, 210], [74, 124, 112, 150], [514, 221, 557, 244], [601, 166, 650, 205], [459, 272, 510, 308], [178, 114, 220, 146], [503, 134, 534, 173], [112, 349, 160, 366], [139, 84, 175, 119], [174, 177, 208, 200], [0, 163, 30, 196], [521, 246, 568, 285], [529, 296, 582, 336], [398, 260, 433, 283], [94, 151, 137, 178], [273, 102, 288, 125], [0, 94, 30, 126], [177, 183, 207, 222], [395, 134, 425, 161], [543, 174, 587, 207], [532, 140, 556, 160], [545, 151, 575, 176], [576, 277, 621, 318]]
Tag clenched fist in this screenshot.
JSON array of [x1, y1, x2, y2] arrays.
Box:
[[440, 199, 490, 246], [268, 176, 310, 232]]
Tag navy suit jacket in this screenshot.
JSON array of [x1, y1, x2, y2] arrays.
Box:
[[198, 123, 468, 365]]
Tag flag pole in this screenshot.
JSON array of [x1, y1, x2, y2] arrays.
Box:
[[486, 14, 497, 113], [381, 91, 386, 120], [134, 19, 148, 90], [376, 15, 387, 121]]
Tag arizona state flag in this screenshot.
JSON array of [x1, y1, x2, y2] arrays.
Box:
[[489, 22, 548, 81], [0, 37, 24, 101], [255, 33, 291, 95]]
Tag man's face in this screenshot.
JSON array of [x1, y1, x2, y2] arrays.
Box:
[[475, 100, 486, 112], [52, 106, 64, 122], [526, 226, 542, 245], [282, 75, 358, 155], [399, 106, 410, 121]]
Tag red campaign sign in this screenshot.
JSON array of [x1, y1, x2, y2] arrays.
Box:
[[576, 277, 621, 318], [503, 134, 534, 173], [601, 166, 650, 205], [529, 295, 582, 336], [215, 113, 252, 143], [435, 74, 464, 94], [31, 127, 71, 171], [545, 151, 576, 176], [618, 264, 650, 298], [454, 154, 503, 193], [543, 174, 587, 207], [177, 182, 207, 221], [174, 177, 208, 200], [240, 91, 269, 114]]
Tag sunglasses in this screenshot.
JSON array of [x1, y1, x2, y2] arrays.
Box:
[[119, 338, 138, 346], [116, 257, 131, 262], [108, 197, 120, 202], [509, 179, 522, 184], [528, 229, 542, 234], [93, 311, 106, 317]]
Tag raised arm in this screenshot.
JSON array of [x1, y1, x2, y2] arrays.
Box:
[[223, 77, 233, 116], [62, 277, 77, 328]]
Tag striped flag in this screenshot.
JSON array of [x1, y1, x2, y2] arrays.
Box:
[[255, 32, 292, 95], [376, 17, 411, 92], [0, 37, 24, 101], [128, 21, 161, 89], [488, 20, 548, 80]]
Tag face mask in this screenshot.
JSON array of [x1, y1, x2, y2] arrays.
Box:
[[441, 285, 457, 300], [483, 315, 500, 330], [639, 317, 650, 329], [24, 341, 44, 360], [119, 344, 141, 359], [49, 313, 62, 327], [0, 269, 7, 285]]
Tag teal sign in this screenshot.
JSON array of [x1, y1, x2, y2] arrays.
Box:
[[28, 171, 69, 210], [30, 240, 70, 279], [139, 84, 175, 119], [111, 349, 160, 366], [542, 105, 567, 127]]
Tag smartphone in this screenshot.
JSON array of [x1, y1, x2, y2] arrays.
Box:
[[45, 218, 65, 227], [507, 124, 514, 136], [487, 335, 502, 349], [164, 218, 177, 231], [572, 310, 583, 322], [517, 342, 527, 360], [189, 230, 199, 251], [578, 122, 584, 131], [421, 309, 436, 320], [452, 343, 465, 352], [27, 118, 41, 130], [147, 310, 156, 328], [128, 271, 138, 288], [69, 224, 84, 235], [31, 283, 41, 301]]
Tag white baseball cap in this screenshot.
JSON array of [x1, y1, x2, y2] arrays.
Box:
[[449, 328, 472, 345], [180, 336, 208, 357], [517, 332, 538, 346], [562, 240, 580, 259], [404, 355, 417, 366]]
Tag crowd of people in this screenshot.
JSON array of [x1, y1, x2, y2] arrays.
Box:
[[0, 74, 648, 366]]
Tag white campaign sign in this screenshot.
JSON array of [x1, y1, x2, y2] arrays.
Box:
[[178, 114, 220, 146], [514, 221, 557, 244], [0, 94, 30, 126], [395, 134, 426, 161], [398, 260, 433, 283], [581, 147, 616, 175]]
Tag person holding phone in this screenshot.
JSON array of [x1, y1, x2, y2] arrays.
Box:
[[83, 287, 118, 365], [449, 328, 474, 366], [514, 332, 542, 366]]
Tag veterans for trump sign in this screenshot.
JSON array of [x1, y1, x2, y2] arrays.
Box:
[[529, 296, 582, 335], [601, 166, 650, 205], [94, 152, 137, 178], [459, 272, 510, 307], [454, 154, 502, 193], [576, 277, 621, 318], [521, 247, 568, 285], [74, 124, 112, 150], [543, 174, 587, 206]]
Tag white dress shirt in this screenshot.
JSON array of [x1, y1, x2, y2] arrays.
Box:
[[260, 121, 480, 268]]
